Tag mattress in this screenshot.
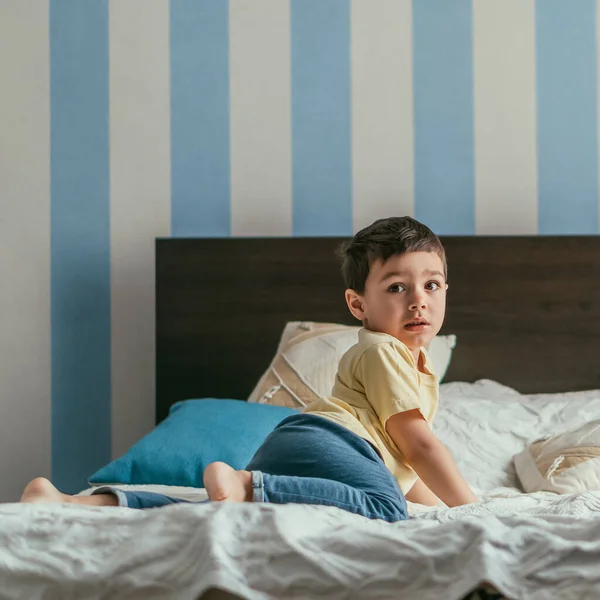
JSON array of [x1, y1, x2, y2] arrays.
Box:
[[2, 488, 600, 600]]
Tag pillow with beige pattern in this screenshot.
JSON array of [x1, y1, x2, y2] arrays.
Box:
[[247, 321, 457, 410], [513, 420, 600, 494]]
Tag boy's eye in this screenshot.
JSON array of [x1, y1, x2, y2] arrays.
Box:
[[388, 284, 405, 293], [426, 281, 441, 291]]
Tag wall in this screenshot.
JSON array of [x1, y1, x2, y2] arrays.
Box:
[[1, 0, 599, 499]]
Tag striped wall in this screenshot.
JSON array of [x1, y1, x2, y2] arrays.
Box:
[[1, 0, 599, 498]]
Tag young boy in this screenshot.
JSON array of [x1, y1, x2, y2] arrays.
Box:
[[21, 216, 477, 522]]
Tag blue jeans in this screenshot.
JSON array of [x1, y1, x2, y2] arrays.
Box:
[[93, 414, 408, 523]]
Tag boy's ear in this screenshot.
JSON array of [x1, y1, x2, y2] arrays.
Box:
[[345, 289, 366, 321]]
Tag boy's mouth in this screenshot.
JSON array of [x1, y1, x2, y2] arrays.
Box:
[[404, 318, 430, 331]]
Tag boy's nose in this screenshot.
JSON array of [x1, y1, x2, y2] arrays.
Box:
[[409, 301, 426, 310], [409, 294, 427, 310]]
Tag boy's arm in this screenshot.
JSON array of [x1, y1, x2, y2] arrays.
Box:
[[405, 477, 441, 506], [386, 410, 478, 507]]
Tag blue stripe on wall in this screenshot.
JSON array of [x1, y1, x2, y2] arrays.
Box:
[[170, 0, 231, 237], [291, 0, 352, 236], [50, 0, 111, 493], [536, 0, 598, 235], [413, 0, 475, 235]]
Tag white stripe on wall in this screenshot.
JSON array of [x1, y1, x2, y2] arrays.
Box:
[[109, 0, 171, 459], [0, 3, 51, 501], [597, 0, 600, 233], [351, 0, 414, 233], [473, 0, 538, 235], [229, 0, 292, 236]]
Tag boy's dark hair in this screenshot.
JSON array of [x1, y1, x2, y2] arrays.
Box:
[[337, 216, 447, 293]]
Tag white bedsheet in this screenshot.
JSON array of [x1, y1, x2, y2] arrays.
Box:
[[1, 489, 600, 600], [435, 379, 600, 493], [4, 381, 600, 599]]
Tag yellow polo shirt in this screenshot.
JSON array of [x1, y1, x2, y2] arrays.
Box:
[[303, 328, 439, 493]]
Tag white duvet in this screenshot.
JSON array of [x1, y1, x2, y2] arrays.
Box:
[[2, 381, 600, 600]]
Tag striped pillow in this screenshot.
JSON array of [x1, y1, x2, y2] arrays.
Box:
[[514, 420, 600, 494], [247, 321, 456, 410]]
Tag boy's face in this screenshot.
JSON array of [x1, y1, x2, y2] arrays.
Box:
[[345, 251, 447, 353]]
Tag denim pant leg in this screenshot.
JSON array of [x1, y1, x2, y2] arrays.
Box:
[[91, 487, 209, 509], [246, 413, 408, 523]]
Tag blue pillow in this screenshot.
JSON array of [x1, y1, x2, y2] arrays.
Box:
[[89, 399, 298, 488]]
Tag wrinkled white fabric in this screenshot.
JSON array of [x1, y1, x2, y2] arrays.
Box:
[[436, 380, 600, 493], [1, 489, 600, 600]]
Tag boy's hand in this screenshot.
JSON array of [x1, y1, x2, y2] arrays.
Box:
[[386, 409, 478, 507]]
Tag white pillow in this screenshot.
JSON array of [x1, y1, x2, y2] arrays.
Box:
[[247, 321, 457, 409], [513, 420, 600, 494]]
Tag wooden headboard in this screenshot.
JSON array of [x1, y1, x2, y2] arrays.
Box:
[[156, 236, 600, 423]]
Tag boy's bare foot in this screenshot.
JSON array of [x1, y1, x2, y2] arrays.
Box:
[[20, 477, 118, 506], [20, 477, 71, 504], [204, 462, 252, 502]]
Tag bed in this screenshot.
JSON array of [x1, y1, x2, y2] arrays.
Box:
[[2, 235, 600, 600]]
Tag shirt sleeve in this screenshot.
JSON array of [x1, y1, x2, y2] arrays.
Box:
[[355, 342, 423, 427]]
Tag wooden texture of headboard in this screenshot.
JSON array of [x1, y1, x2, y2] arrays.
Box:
[[156, 236, 600, 423]]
